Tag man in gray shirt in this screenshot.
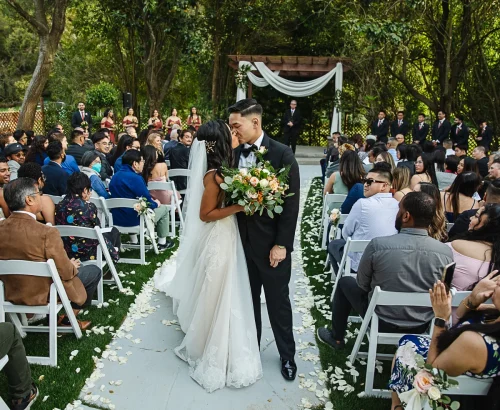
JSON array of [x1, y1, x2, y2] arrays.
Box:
[[318, 191, 453, 349]]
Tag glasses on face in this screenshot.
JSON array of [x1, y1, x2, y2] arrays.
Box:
[[363, 178, 387, 186], [131, 145, 140, 151], [28, 191, 42, 198]]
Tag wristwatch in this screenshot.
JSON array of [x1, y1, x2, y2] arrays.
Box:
[[433, 317, 447, 328]]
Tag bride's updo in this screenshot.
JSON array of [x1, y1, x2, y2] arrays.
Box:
[[195, 119, 234, 173]]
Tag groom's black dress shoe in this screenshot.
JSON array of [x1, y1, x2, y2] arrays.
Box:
[[280, 358, 297, 381]]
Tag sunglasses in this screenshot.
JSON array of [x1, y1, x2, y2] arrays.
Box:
[[363, 178, 387, 186]]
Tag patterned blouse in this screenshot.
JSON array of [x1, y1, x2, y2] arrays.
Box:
[[55, 194, 119, 262]]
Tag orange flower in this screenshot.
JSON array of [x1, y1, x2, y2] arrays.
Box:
[[257, 191, 263, 203]]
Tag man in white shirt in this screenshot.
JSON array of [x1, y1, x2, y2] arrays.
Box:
[[328, 162, 399, 275], [443, 139, 455, 157]]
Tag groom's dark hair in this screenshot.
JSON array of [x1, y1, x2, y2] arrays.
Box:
[[227, 98, 263, 118]]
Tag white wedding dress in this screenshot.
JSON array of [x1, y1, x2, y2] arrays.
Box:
[[154, 139, 262, 393]]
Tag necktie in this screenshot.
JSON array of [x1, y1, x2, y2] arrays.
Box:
[[242, 144, 258, 158], [378, 120, 382, 127], [398, 120, 402, 126], [438, 121, 442, 128], [81, 111, 84, 120], [419, 123, 423, 130], [291, 110, 294, 116], [456, 126, 460, 135]]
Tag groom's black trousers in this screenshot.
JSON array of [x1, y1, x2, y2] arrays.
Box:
[[244, 248, 296, 361]]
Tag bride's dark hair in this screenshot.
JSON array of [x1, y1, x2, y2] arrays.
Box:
[[195, 119, 234, 176]]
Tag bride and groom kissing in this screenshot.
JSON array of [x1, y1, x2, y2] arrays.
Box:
[[154, 98, 300, 393]]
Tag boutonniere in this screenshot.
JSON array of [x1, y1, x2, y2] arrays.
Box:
[[258, 146, 268, 155]]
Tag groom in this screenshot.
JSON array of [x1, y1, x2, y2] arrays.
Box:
[[228, 98, 300, 381]]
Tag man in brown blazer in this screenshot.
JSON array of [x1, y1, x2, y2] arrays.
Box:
[[0, 177, 101, 329]]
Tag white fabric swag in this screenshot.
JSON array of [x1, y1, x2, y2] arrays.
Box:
[[236, 60, 343, 134]]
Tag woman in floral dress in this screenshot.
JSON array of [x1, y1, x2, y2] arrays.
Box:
[[389, 270, 500, 410]]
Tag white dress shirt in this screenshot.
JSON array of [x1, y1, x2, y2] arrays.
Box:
[[238, 132, 264, 169], [342, 193, 399, 271], [13, 210, 37, 220]]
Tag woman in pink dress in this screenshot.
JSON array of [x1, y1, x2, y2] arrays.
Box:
[[100, 109, 116, 143], [122, 107, 139, 129], [186, 106, 202, 131], [166, 108, 182, 137], [148, 109, 163, 130], [141, 145, 179, 205]]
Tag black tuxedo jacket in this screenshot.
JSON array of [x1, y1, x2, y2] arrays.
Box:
[[412, 122, 429, 144], [450, 124, 470, 147], [281, 109, 302, 136], [234, 133, 300, 254], [71, 110, 93, 131], [477, 127, 493, 150], [390, 120, 409, 137], [431, 119, 451, 143], [169, 143, 190, 191], [370, 119, 389, 142]]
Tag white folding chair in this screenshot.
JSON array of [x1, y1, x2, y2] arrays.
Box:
[[105, 198, 158, 265], [168, 169, 191, 196], [349, 287, 433, 398], [0, 355, 8, 410], [89, 196, 110, 228], [0, 259, 82, 367], [446, 223, 454, 232], [47, 194, 64, 205], [147, 180, 184, 237], [166, 160, 171, 167], [324, 213, 349, 269], [54, 225, 124, 304], [319, 194, 347, 249]]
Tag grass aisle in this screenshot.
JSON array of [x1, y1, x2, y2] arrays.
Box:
[[300, 177, 389, 410], [0, 245, 176, 410]]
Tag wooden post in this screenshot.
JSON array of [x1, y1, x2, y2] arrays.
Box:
[[247, 81, 253, 98]]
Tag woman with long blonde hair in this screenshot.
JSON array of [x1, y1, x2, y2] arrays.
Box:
[[392, 167, 412, 202]]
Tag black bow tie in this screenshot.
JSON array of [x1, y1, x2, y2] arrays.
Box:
[[242, 144, 258, 158]]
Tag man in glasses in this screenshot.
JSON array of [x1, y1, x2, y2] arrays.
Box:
[[327, 162, 399, 277], [92, 132, 113, 181], [4, 143, 26, 181]]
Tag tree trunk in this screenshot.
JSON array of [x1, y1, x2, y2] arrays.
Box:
[[17, 34, 59, 130], [211, 33, 221, 115]]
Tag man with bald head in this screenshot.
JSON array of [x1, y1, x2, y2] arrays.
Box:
[[281, 100, 302, 154]]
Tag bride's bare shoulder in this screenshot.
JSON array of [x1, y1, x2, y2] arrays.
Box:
[[203, 169, 223, 187]]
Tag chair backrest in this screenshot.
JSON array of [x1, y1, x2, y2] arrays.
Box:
[[104, 198, 143, 227], [47, 194, 64, 205], [0, 259, 56, 279], [338, 213, 349, 225], [166, 160, 171, 167], [446, 223, 454, 232], [345, 237, 371, 253], [54, 225, 100, 241], [168, 169, 191, 178], [88, 196, 110, 228], [147, 181, 175, 191], [372, 286, 433, 308], [324, 194, 347, 210]]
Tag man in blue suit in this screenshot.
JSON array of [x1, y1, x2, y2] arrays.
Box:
[[41, 141, 68, 196], [109, 149, 174, 251]]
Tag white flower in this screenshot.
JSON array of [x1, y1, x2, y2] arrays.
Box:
[[259, 146, 267, 154], [427, 386, 441, 401], [259, 179, 269, 188], [398, 342, 418, 370], [239, 168, 248, 176]]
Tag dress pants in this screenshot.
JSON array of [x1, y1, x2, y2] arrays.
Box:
[[284, 132, 298, 154], [71, 265, 102, 309], [331, 277, 430, 342], [0, 323, 32, 400], [154, 205, 170, 238], [328, 238, 346, 275]]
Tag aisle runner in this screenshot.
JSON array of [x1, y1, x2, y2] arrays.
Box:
[[62, 178, 325, 410]]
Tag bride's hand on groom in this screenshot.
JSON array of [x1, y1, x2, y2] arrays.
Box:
[[269, 245, 286, 268]]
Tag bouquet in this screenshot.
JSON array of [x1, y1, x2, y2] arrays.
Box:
[[133, 197, 158, 253], [399, 353, 460, 410], [330, 208, 340, 225], [133, 197, 152, 215], [80, 121, 88, 130], [221, 148, 293, 218]]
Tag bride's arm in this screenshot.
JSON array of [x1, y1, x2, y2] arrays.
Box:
[[200, 172, 243, 222]]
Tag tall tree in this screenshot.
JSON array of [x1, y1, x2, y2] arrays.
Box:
[[4, 0, 69, 129]]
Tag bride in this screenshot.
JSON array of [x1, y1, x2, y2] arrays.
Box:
[[154, 119, 263, 393]]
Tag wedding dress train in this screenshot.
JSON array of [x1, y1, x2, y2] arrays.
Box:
[[153, 139, 262, 393]]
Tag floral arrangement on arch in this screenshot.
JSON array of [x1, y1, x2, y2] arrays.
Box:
[[221, 147, 293, 218], [235, 64, 253, 91], [398, 344, 460, 410]]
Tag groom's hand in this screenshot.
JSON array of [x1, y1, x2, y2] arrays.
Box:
[[269, 245, 286, 268]]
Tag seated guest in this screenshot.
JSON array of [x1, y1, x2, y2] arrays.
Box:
[[358, 136, 375, 163], [441, 171, 481, 222], [43, 131, 79, 175], [445, 153, 459, 174], [446, 204, 499, 303], [386, 137, 399, 164], [0, 132, 16, 152], [410, 153, 438, 189], [66, 129, 90, 165], [318, 192, 453, 350], [434, 150, 457, 190], [163, 129, 179, 160], [472, 146, 490, 178], [24, 135, 48, 166], [41, 141, 68, 196], [397, 143, 422, 177], [374, 150, 396, 171], [55, 172, 120, 262], [327, 162, 399, 276], [13, 129, 28, 148], [394, 133, 405, 146], [489, 159, 500, 180], [454, 144, 467, 158], [15, 163, 56, 225], [80, 151, 110, 198], [5, 143, 26, 181], [142, 145, 179, 205], [92, 132, 113, 180], [334, 150, 366, 214], [363, 144, 386, 173], [443, 139, 455, 157], [0, 156, 10, 220], [169, 129, 193, 192], [414, 182, 447, 242], [109, 150, 175, 251], [392, 167, 412, 202], [457, 156, 479, 175], [111, 135, 140, 171], [0, 322, 38, 410], [389, 277, 500, 410], [449, 179, 500, 238], [0, 178, 100, 329]]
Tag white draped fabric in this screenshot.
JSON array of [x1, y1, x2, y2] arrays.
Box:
[[236, 60, 343, 133]]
